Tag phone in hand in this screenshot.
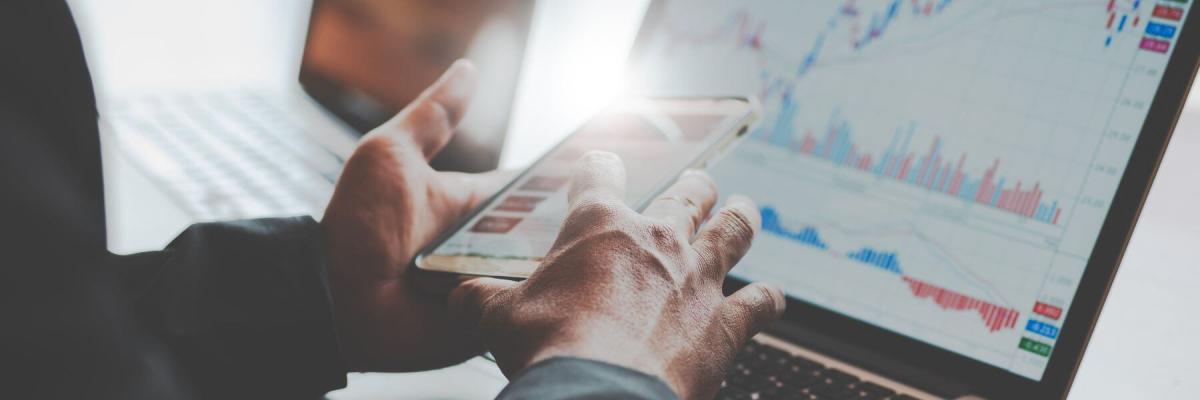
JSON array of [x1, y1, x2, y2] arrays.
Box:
[[413, 97, 760, 291]]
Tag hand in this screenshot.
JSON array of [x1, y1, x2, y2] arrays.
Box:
[[452, 151, 787, 399], [322, 60, 508, 372]]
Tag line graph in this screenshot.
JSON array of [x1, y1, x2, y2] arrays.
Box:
[[633, 0, 1192, 379]]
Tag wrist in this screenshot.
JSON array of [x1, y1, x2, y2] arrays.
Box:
[[515, 328, 681, 397], [523, 349, 685, 398], [321, 219, 385, 372]]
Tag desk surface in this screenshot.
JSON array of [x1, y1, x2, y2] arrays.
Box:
[[72, 0, 1200, 398]]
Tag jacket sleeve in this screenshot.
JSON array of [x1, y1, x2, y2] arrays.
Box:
[[496, 357, 679, 400], [132, 216, 347, 398]]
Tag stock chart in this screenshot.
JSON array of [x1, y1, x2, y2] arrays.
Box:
[[630, 0, 1191, 379]]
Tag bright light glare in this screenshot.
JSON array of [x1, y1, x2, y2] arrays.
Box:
[[501, 0, 650, 168]]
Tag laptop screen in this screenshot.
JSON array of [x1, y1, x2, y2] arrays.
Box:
[[629, 0, 1193, 381], [299, 0, 532, 172]]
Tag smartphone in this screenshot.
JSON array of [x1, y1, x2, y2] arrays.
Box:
[[413, 97, 760, 289]]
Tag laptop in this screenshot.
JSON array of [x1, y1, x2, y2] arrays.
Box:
[[626, 1, 1199, 399], [98, 0, 532, 253]]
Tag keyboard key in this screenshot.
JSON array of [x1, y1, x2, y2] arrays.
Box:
[[779, 366, 823, 387], [852, 381, 896, 398], [106, 92, 337, 221], [726, 365, 755, 388], [808, 381, 859, 399], [822, 368, 861, 385], [725, 343, 914, 400], [859, 392, 891, 400], [756, 377, 790, 398]]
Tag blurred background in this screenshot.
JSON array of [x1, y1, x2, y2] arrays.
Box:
[[66, 0, 651, 171], [66, 0, 650, 397], [62, 0, 1200, 398]]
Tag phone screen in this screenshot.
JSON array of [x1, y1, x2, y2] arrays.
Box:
[[417, 98, 756, 278]]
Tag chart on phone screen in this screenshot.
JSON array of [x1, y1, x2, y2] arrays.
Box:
[[631, 0, 1191, 379]]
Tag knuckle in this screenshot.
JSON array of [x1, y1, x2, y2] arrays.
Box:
[[694, 247, 722, 274], [559, 226, 640, 257], [645, 220, 681, 243], [748, 285, 777, 312], [569, 199, 624, 224], [740, 285, 781, 327], [643, 220, 689, 258], [636, 248, 679, 283], [718, 307, 751, 347], [405, 100, 451, 128], [717, 207, 757, 246], [589, 227, 684, 284], [592, 227, 641, 246]]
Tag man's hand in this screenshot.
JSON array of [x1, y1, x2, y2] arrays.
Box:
[[322, 60, 507, 372], [453, 151, 787, 399]]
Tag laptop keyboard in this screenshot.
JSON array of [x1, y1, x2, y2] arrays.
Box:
[[103, 91, 345, 221], [719, 341, 922, 400]]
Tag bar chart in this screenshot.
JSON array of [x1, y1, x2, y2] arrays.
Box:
[[631, 0, 1192, 380]]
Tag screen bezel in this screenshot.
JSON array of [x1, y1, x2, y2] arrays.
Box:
[[628, 2, 1200, 398], [412, 97, 759, 282]]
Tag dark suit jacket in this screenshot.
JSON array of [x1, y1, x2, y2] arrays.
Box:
[[0, 1, 676, 399]]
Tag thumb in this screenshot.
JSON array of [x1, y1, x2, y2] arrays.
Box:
[[372, 59, 479, 161], [718, 283, 786, 351], [448, 277, 517, 326]]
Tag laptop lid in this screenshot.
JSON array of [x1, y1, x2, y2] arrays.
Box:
[[297, 0, 534, 172], [626, 1, 1199, 398]]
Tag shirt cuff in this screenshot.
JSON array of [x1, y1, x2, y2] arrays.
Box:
[[497, 356, 678, 400]]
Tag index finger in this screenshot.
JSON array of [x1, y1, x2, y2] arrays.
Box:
[[371, 59, 478, 160], [567, 151, 627, 208], [553, 151, 630, 247]]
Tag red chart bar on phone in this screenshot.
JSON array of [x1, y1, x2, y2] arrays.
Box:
[[1033, 302, 1063, 321]]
